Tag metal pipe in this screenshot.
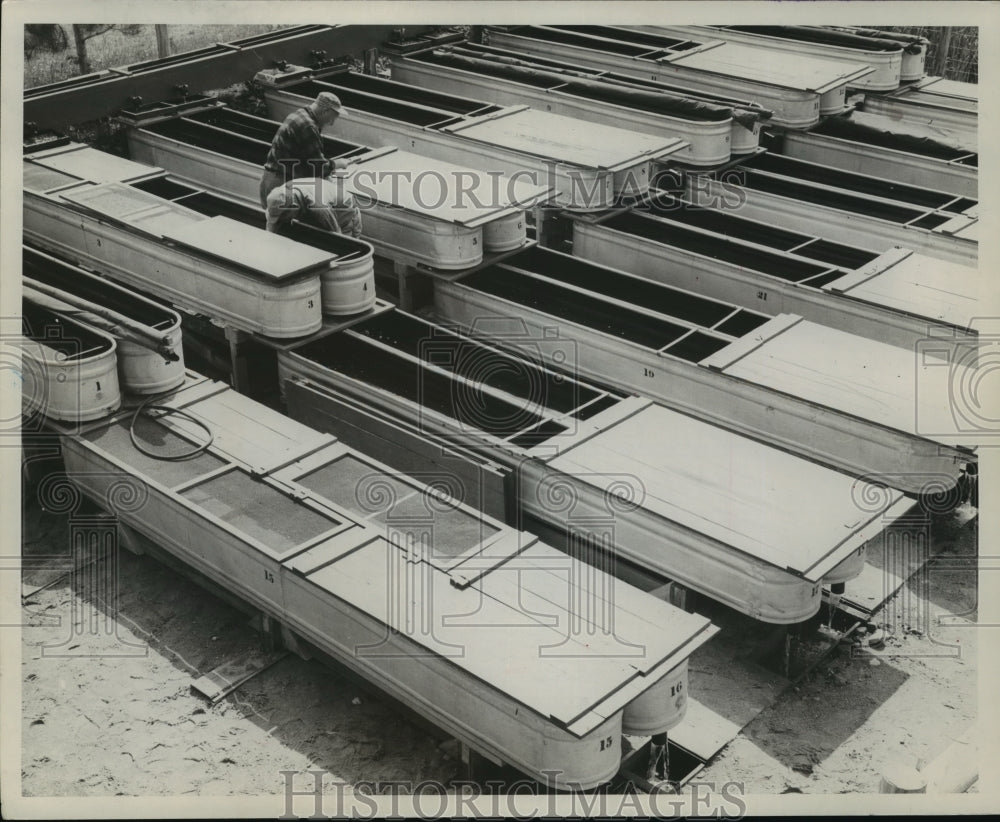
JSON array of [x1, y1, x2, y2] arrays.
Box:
[[23, 279, 179, 361]]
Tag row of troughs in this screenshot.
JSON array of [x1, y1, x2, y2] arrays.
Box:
[[20, 24, 979, 790]]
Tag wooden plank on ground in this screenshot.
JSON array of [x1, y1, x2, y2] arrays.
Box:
[[191, 649, 289, 703], [669, 611, 789, 761]]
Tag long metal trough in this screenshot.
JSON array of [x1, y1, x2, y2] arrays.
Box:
[[55, 369, 715, 789], [632, 25, 907, 91], [825, 26, 929, 80], [23, 144, 328, 337], [390, 45, 748, 167], [862, 83, 978, 146], [389, 41, 772, 158], [690, 157, 977, 265], [774, 113, 977, 198], [485, 25, 875, 128], [125, 105, 551, 269], [277, 308, 909, 623], [570, 194, 981, 348], [22, 144, 385, 334], [737, 152, 977, 217], [431, 246, 975, 495], [261, 67, 688, 211]]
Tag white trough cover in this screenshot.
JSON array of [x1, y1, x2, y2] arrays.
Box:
[[544, 402, 910, 583], [700, 314, 973, 449], [163, 215, 333, 281], [25, 144, 162, 185], [486, 26, 873, 127], [59, 185, 332, 282], [663, 40, 874, 94], [438, 105, 688, 172], [59, 371, 715, 787], [905, 76, 979, 104], [639, 25, 903, 91], [823, 249, 984, 331]]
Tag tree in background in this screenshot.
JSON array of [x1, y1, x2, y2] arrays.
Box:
[[71, 24, 143, 75], [23, 24, 68, 59], [24, 24, 146, 75]]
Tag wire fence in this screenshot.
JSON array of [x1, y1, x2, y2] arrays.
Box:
[[878, 26, 978, 82]]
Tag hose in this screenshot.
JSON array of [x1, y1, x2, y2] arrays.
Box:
[[128, 392, 214, 461]]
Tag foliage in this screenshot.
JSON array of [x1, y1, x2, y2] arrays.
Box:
[[878, 26, 978, 82], [25, 25, 282, 89], [214, 80, 268, 118], [24, 24, 68, 58]]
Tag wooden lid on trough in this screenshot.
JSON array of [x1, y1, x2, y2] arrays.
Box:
[[26, 143, 164, 184], [441, 107, 688, 169], [162, 216, 337, 281]]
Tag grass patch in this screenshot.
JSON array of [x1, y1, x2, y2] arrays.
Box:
[[25, 25, 283, 89]]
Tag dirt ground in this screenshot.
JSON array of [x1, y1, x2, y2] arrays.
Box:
[[17, 492, 981, 805], [698, 509, 979, 795]]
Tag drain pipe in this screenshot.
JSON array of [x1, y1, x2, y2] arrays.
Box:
[[24, 280, 179, 360]]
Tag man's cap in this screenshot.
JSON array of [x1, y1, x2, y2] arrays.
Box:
[[314, 91, 347, 117]]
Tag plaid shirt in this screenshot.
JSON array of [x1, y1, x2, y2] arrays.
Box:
[[263, 107, 330, 178], [265, 177, 362, 238]]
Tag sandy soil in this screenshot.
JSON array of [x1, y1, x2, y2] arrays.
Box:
[[18, 494, 979, 800], [19, 502, 457, 799]]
